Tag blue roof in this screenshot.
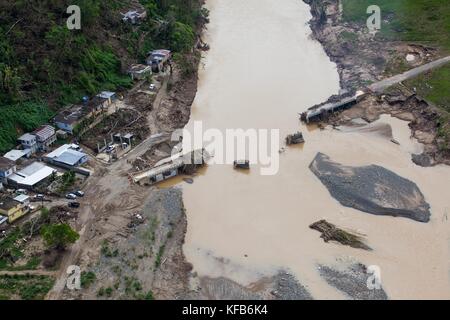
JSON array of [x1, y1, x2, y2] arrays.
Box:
[[54, 149, 86, 166]]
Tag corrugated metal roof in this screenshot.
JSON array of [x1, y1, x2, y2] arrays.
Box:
[[13, 194, 30, 203], [18, 133, 36, 142], [54, 149, 86, 166], [33, 125, 55, 141], [97, 91, 116, 99], [8, 162, 56, 187], [3, 149, 30, 162]]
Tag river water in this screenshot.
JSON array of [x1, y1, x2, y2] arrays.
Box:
[[181, 0, 450, 299]]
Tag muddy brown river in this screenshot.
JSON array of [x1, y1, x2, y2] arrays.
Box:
[[180, 0, 450, 299]]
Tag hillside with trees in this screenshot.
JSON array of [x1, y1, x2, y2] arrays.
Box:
[[0, 0, 205, 153]]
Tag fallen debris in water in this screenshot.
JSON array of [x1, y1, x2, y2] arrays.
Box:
[[286, 132, 305, 145], [309, 220, 371, 251], [233, 160, 250, 170]]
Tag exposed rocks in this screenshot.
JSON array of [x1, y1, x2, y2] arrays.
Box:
[[319, 263, 388, 300], [189, 271, 313, 300], [310, 220, 371, 251], [309, 153, 431, 222]]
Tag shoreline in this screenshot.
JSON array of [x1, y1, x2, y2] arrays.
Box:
[[303, 0, 450, 166]]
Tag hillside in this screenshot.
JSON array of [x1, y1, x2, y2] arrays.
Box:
[[0, 0, 205, 153]]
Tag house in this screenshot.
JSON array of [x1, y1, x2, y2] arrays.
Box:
[[33, 125, 57, 151], [54, 93, 115, 134], [122, 10, 147, 24], [0, 156, 17, 183], [3, 149, 31, 162], [96, 91, 117, 108], [128, 64, 152, 80], [13, 194, 30, 206], [54, 105, 83, 134], [45, 144, 88, 168], [7, 162, 57, 190], [18, 133, 38, 153], [0, 196, 29, 223], [0, 215, 7, 228], [146, 49, 171, 73]]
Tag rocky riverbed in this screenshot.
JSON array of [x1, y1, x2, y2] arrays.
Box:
[[310, 153, 431, 223]]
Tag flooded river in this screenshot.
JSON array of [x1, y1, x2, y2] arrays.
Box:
[[181, 0, 450, 299]]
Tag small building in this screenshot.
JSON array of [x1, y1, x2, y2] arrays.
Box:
[[3, 149, 31, 162], [0, 196, 29, 223], [146, 49, 171, 73], [33, 125, 57, 151], [122, 10, 147, 24], [45, 144, 88, 168], [0, 215, 7, 227], [128, 64, 152, 80], [18, 133, 38, 153], [54, 106, 82, 134], [96, 91, 117, 108], [13, 194, 30, 206], [56, 129, 68, 139], [54, 102, 105, 134], [7, 162, 57, 190], [0, 156, 17, 183]]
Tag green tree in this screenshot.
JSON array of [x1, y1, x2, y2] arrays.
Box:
[[41, 224, 80, 250]]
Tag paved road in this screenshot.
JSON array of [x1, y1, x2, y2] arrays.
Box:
[[369, 56, 450, 93]]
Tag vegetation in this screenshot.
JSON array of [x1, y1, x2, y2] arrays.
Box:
[[101, 241, 119, 258], [80, 271, 96, 288], [0, 0, 204, 153], [343, 0, 450, 150], [41, 223, 80, 250], [342, 0, 450, 51], [0, 274, 55, 300], [405, 64, 450, 150]]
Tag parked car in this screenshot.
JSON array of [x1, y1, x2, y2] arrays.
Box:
[[74, 190, 84, 197], [66, 193, 77, 200], [106, 145, 116, 153], [68, 202, 80, 208], [33, 194, 45, 200], [15, 189, 28, 195]]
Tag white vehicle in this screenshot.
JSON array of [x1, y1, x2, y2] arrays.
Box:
[[66, 193, 77, 200], [106, 145, 116, 153], [15, 189, 27, 195], [74, 190, 85, 197]]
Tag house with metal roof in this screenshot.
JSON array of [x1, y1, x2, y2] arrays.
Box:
[[18, 133, 38, 153], [44, 144, 88, 168], [33, 125, 57, 151], [7, 162, 56, 190], [3, 149, 31, 162], [128, 64, 152, 80]]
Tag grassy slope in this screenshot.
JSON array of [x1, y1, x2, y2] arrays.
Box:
[[342, 0, 450, 51], [342, 0, 450, 149], [0, 0, 203, 153]]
